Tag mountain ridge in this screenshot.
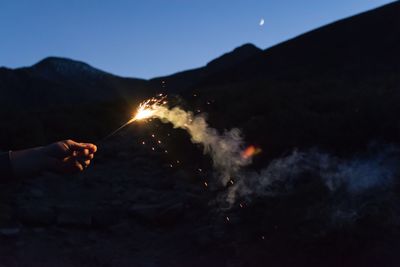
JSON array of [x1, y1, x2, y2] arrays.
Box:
[[0, 1, 399, 154]]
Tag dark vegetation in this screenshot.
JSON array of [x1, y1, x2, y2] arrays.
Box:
[[1, 2, 400, 266]]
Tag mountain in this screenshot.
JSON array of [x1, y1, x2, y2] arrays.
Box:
[[0, 57, 152, 147], [171, 1, 400, 160], [1, 1, 399, 156], [202, 1, 400, 85], [150, 43, 262, 91]]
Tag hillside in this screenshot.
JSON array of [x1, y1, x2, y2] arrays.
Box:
[[0, 57, 153, 148], [172, 1, 400, 160]]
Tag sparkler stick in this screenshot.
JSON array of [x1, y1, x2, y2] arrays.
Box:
[[99, 118, 136, 143]]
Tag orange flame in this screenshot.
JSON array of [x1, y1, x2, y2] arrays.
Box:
[[242, 145, 262, 159]]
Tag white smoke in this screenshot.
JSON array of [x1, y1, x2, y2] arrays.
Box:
[[226, 146, 400, 204], [150, 106, 251, 185], [144, 102, 399, 207]]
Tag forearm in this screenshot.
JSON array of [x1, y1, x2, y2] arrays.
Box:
[[9, 147, 47, 177]]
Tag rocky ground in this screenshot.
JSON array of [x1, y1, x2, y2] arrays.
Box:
[[1, 131, 400, 267], [0, 132, 238, 267]]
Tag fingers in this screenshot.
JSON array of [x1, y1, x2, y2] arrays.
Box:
[[65, 140, 97, 154], [43, 140, 97, 174], [56, 157, 91, 173]]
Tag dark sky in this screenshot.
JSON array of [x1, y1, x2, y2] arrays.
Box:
[[0, 0, 395, 79]]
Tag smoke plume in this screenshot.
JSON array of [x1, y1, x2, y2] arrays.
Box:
[[150, 105, 251, 185], [145, 102, 399, 209], [226, 146, 400, 204]]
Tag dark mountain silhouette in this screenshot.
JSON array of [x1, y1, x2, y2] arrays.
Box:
[[0, 57, 152, 147], [202, 1, 400, 85], [150, 43, 262, 91], [172, 1, 400, 160], [0, 57, 149, 108], [0, 1, 399, 156]]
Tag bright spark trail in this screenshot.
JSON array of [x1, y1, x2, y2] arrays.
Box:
[[99, 95, 167, 143]]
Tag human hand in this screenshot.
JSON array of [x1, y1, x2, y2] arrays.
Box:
[[41, 140, 97, 173], [10, 140, 97, 177]]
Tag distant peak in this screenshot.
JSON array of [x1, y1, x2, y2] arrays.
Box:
[[233, 43, 262, 52], [33, 56, 108, 79], [206, 43, 262, 71], [34, 57, 94, 69]]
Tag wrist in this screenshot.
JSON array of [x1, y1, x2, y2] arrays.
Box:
[[9, 146, 47, 177]]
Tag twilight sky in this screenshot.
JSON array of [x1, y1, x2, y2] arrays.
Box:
[[0, 0, 396, 79]]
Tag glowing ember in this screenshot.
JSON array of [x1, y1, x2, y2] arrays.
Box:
[[242, 145, 262, 159]]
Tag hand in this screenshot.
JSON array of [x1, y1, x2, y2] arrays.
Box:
[[42, 140, 97, 173], [10, 140, 97, 177]]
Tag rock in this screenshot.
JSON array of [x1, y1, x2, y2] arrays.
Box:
[[0, 227, 20, 237], [128, 203, 166, 223], [92, 208, 124, 227], [157, 203, 185, 226], [109, 221, 132, 235], [191, 227, 214, 248], [129, 202, 186, 226], [57, 208, 92, 227], [17, 206, 56, 226], [29, 188, 44, 198]]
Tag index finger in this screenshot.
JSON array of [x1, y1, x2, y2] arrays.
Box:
[[66, 140, 97, 153]]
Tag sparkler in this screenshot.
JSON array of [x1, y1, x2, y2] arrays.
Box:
[[100, 93, 260, 208], [100, 95, 167, 143]]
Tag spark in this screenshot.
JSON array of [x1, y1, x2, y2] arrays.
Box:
[[226, 216, 230, 222], [151, 147, 155, 151], [131, 96, 168, 122], [142, 141, 146, 145], [165, 150, 168, 153], [151, 134, 155, 138], [157, 140, 162, 144], [204, 182, 208, 187], [176, 160, 180, 164]]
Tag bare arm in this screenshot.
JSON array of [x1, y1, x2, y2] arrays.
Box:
[[1, 140, 97, 180]]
